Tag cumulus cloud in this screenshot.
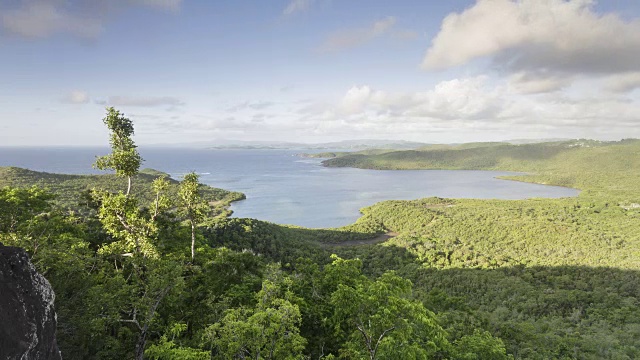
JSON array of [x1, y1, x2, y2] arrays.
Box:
[[407, 77, 503, 120], [139, 76, 640, 141], [422, 0, 640, 91], [340, 86, 387, 114], [507, 71, 573, 94], [318, 16, 397, 52], [61, 90, 91, 104], [331, 77, 503, 121], [105, 96, 184, 107], [0, 0, 183, 39], [294, 76, 640, 139], [283, 0, 314, 16]]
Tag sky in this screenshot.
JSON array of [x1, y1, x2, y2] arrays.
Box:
[[1, 0, 640, 146]]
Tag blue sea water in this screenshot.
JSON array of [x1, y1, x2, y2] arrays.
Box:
[[0, 147, 579, 228]]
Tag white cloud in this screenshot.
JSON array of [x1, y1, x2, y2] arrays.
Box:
[[62, 90, 91, 104], [408, 76, 502, 120], [422, 0, 640, 77], [283, 0, 314, 16], [105, 96, 184, 107], [603, 72, 640, 93], [341, 86, 386, 114], [0, 0, 183, 39], [139, 76, 640, 141], [1, 2, 102, 39], [318, 16, 397, 52], [293, 76, 640, 139], [507, 72, 573, 94], [333, 77, 502, 121]]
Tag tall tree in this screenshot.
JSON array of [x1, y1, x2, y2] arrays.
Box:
[[178, 172, 209, 261], [151, 176, 170, 221], [330, 270, 449, 360], [94, 107, 142, 196], [205, 279, 307, 359], [91, 109, 180, 359]]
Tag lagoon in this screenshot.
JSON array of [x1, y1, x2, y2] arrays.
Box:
[[0, 147, 578, 228]]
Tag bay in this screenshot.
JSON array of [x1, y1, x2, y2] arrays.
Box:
[[0, 147, 579, 228]]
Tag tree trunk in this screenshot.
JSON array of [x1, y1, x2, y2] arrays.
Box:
[[190, 219, 195, 262], [134, 285, 173, 360], [127, 176, 132, 196], [134, 329, 148, 360]]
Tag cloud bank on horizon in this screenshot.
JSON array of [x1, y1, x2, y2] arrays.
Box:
[[0, 0, 638, 145]]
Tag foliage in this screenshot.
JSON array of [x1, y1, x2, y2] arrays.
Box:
[[94, 107, 143, 195], [93, 190, 159, 257], [330, 271, 449, 359], [323, 139, 640, 198], [1, 123, 639, 359], [0, 186, 54, 233], [0, 166, 244, 214], [178, 172, 210, 261], [453, 329, 511, 360], [205, 279, 307, 359]]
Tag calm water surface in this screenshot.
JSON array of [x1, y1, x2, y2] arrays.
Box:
[[0, 147, 579, 228]]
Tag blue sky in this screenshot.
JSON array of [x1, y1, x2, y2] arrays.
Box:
[[1, 0, 640, 146]]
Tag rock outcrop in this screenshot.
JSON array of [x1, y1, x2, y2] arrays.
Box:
[[0, 243, 62, 360]]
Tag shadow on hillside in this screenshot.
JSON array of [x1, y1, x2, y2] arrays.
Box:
[[336, 242, 640, 358], [410, 263, 640, 359], [203, 217, 387, 264], [205, 220, 640, 358]]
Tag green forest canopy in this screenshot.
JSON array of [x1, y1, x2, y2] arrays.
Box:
[[1, 129, 639, 359]]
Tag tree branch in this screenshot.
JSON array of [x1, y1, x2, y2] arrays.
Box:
[[118, 319, 142, 331], [372, 327, 395, 358]]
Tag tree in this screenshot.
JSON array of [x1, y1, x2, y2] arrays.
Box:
[[453, 330, 512, 360], [91, 108, 164, 258], [0, 186, 54, 234], [145, 323, 209, 360], [94, 107, 143, 196], [93, 190, 159, 258], [178, 172, 209, 261], [205, 279, 307, 359], [330, 270, 449, 360], [151, 176, 170, 220], [291, 255, 368, 359], [91, 109, 183, 359]]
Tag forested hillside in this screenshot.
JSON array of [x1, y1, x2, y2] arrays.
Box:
[[1, 110, 639, 359], [318, 139, 640, 358], [323, 139, 640, 198], [0, 166, 245, 216]]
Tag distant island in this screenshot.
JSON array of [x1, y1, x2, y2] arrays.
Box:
[[296, 138, 575, 158], [159, 137, 569, 150], [318, 139, 635, 175]]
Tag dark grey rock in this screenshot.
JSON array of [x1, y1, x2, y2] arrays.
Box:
[[0, 243, 62, 360]]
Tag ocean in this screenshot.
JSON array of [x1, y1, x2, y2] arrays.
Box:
[[0, 147, 579, 228]]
